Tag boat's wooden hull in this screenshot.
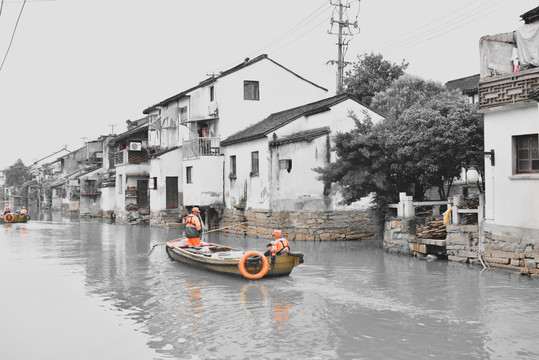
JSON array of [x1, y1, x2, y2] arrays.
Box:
[[165, 238, 304, 279], [1, 214, 30, 223]]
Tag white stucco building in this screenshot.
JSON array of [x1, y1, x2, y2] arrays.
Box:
[[478, 6, 539, 248], [142, 54, 328, 224], [220, 94, 384, 212]]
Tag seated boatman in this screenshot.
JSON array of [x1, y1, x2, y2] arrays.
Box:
[[265, 229, 290, 263], [20, 206, 28, 215], [184, 207, 203, 247]]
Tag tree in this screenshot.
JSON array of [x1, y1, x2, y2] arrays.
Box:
[[4, 159, 32, 187], [316, 77, 484, 211], [342, 52, 408, 106]]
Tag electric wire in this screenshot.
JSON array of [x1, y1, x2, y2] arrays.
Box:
[[270, 14, 333, 55], [375, 0, 501, 50], [378, 0, 510, 55], [209, 0, 331, 74], [0, 0, 26, 74], [382, 0, 514, 55]]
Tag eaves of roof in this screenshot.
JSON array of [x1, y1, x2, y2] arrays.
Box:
[[521, 6, 539, 23], [269, 126, 331, 147], [112, 122, 149, 144], [445, 74, 480, 94], [221, 94, 354, 147], [142, 54, 328, 114]]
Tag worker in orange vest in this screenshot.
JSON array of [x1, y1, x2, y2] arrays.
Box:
[[265, 229, 290, 263], [185, 207, 203, 246], [20, 206, 28, 215], [4, 204, 11, 215]]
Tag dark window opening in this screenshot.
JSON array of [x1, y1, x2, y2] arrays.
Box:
[[279, 159, 292, 173], [230, 155, 237, 179], [210, 86, 215, 102], [244, 81, 259, 101], [250, 151, 259, 176], [186, 166, 193, 184]]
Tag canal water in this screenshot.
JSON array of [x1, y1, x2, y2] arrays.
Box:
[[1, 213, 539, 360]]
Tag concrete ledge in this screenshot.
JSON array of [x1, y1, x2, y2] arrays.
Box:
[[419, 238, 446, 246]]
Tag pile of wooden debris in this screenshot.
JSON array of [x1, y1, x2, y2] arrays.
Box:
[[415, 220, 447, 239]]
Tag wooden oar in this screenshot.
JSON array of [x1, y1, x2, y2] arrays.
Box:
[[147, 222, 245, 256]]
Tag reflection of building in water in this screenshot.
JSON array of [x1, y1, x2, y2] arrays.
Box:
[[272, 302, 291, 331], [240, 283, 268, 310], [185, 283, 204, 329], [240, 283, 292, 331]]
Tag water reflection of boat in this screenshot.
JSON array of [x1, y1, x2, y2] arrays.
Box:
[[1, 214, 30, 223], [165, 238, 304, 280]]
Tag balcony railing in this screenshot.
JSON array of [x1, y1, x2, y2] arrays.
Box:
[[183, 137, 220, 159], [478, 67, 539, 110], [114, 149, 149, 166]]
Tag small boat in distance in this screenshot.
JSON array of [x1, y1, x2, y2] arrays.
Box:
[[1, 213, 30, 224], [165, 238, 304, 280]]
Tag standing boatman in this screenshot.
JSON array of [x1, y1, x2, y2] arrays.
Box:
[[4, 204, 11, 215], [185, 207, 203, 246]]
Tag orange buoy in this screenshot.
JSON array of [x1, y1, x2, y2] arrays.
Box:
[[238, 251, 269, 280], [4, 213, 14, 223]]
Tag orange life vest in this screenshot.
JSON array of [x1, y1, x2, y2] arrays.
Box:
[[270, 237, 290, 256]]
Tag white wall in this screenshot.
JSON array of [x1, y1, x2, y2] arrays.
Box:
[[182, 155, 224, 207], [484, 104, 539, 229], [223, 138, 270, 210], [114, 163, 150, 214], [206, 59, 328, 140], [149, 148, 182, 211]]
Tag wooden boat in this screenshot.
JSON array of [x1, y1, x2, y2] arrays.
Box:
[[1, 213, 30, 223], [165, 238, 304, 280]]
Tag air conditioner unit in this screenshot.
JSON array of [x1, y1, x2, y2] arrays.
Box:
[[129, 142, 142, 151]]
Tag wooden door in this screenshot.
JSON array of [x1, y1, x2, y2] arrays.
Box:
[[166, 177, 178, 209]]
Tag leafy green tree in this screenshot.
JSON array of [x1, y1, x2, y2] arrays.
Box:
[[317, 77, 483, 211], [4, 159, 32, 187], [342, 52, 408, 106]]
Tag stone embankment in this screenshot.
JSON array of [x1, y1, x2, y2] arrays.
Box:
[[384, 193, 539, 278], [219, 208, 378, 241]]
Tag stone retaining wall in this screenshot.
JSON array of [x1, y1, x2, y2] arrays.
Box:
[[384, 217, 539, 278], [219, 208, 378, 241]]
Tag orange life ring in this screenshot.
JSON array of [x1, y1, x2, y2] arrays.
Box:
[[4, 213, 14, 223], [238, 251, 269, 280]]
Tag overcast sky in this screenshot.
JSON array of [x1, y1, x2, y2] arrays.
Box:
[[0, 0, 536, 170]]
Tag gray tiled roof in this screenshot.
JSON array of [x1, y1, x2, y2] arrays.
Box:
[[445, 74, 480, 95], [221, 94, 353, 146], [269, 126, 331, 147]]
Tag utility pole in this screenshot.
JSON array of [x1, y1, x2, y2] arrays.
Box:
[[328, 0, 360, 93], [109, 124, 115, 135]]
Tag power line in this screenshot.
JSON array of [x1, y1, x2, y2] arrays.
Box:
[[0, 0, 27, 74], [209, 0, 331, 74], [382, 0, 513, 56], [375, 0, 501, 50]]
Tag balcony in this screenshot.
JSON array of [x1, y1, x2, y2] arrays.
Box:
[[183, 137, 220, 159], [114, 149, 149, 166], [478, 67, 539, 110]]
